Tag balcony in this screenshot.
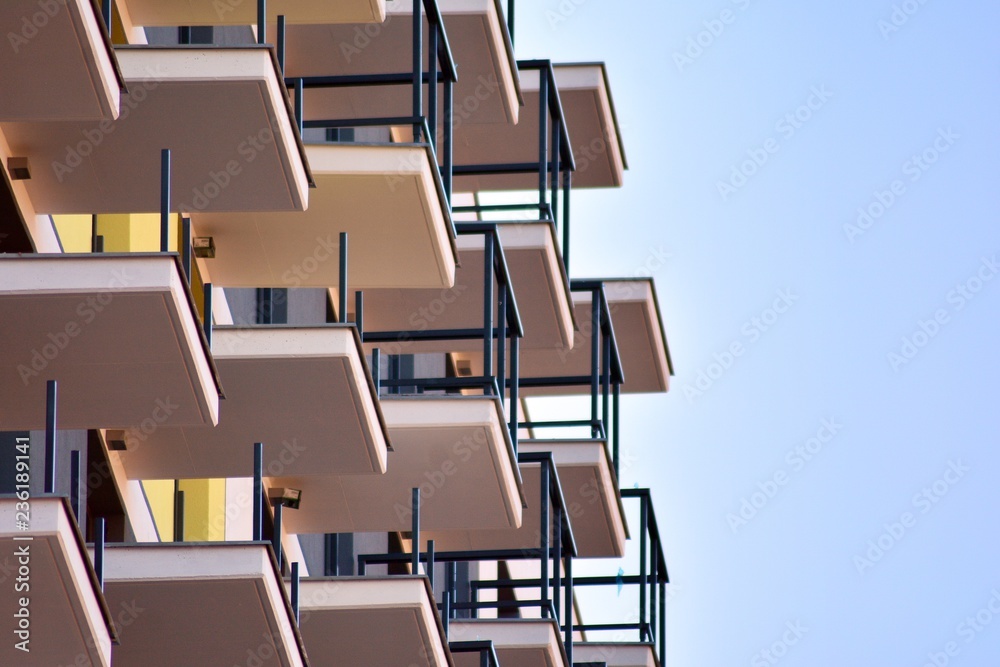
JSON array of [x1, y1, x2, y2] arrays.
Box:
[[3, 46, 311, 215], [0, 497, 116, 667], [118, 0, 386, 26], [0, 0, 121, 122], [293, 576, 449, 666], [192, 142, 456, 289], [574, 643, 659, 667], [520, 279, 672, 395], [283, 0, 518, 128], [116, 325, 388, 480], [552, 63, 626, 188], [99, 543, 307, 666], [450, 619, 568, 667], [362, 220, 573, 354], [0, 254, 220, 429], [271, 395, 523, 534], [519, 439, 626, 558]]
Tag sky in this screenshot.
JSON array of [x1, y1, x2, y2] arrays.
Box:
[[511, 1, 1000, 665]]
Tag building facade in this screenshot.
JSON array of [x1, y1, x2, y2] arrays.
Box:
[[0, 1, 673, 665]]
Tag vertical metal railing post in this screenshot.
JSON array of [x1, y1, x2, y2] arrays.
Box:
[[482, 237, 494, 393], [339, 232, 348, 324], [659, 580, 667, 665], [70, 451, 81, 520], [590, 294, 600, 437], [272, 501, 283, 570], [612, 382, 621, 476], [355, 291, 365, 339], [276, 15, 286, 74], [428, 23, 438, 151], [174, 486, 185, 541], [372, 348, 381, 395], [443, 561, 453, 637], [443, 77, 454, 203], [602, 325, 611, 437], [181, 217, 192, 282], [553, 509, 562, 621], [101, 1, 112, 32], [564, 555, 573, 664], [540, 460, 550, 618], [160, 149, 171, 252], [203, 283, 213, 349], [94, 517, 106, 591], [561, 169, 571, 274], [411, 488, 420, 574], [639, 495, 648, 640], [44, 380, 56, 494], [497, 266, 507, 406], [427, 539, 435, 590], [650, 543, 658, 645], [412, 0, 423, 142], [291, 561, 300, 623], [253, 443, 264, 541], [257, 0, 266, 45], [537, 68, 548, 218], [551, 118, 560, 224], [294, 79, 304, 136], [507, 0, 514, 44], [509, 334, 519, 455]]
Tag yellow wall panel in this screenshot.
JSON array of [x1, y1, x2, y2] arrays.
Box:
[[51, 215, 93, 253], [142, 479, 175, 542]]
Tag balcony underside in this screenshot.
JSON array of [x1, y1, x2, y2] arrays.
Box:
[[116, 326, 388, 480], [293, 576, 449, 666], [0, 0, 120, 122], [193, 143, 456, 290], [271, 396, 523, 534], [0, 498, 116, 667], [361, 221, 573, 354], [285, 0, 519, 127], [120, 0, 386, 26], [518, 439, 627, 558], [2, 47, 310, 215], [0, 254, 220, 429], [450, 619, 568, 667], [574, 643, 659, 667], [99, 543, 307, 667], [453, 64, 625, 192], [520, 279, 670, 395]]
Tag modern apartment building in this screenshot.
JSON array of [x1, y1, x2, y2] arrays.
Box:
[[0, 1, 673, 665]]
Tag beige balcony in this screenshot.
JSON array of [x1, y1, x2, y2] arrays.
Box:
[[0, 0, 121, 122], [3, 47, 310, 215], [116, 325, 388, 480], [0, 254, 220, 429]]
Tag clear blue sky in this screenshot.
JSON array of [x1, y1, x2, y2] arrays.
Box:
[[515, 1, 1000, 664]]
